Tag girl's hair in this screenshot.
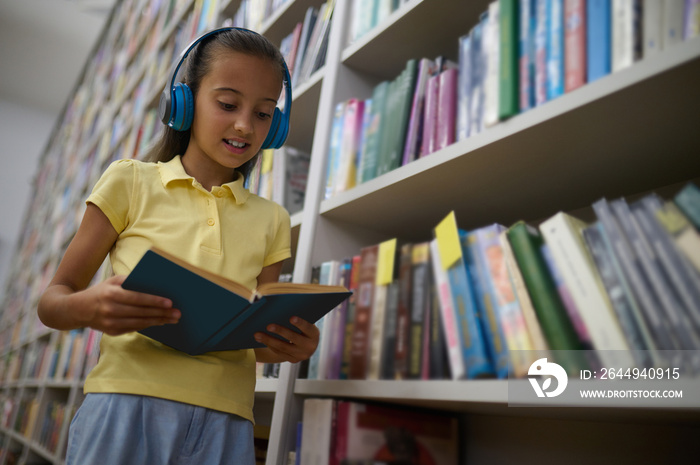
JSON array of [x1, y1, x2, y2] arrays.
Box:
[[144, 28, 286, 180]]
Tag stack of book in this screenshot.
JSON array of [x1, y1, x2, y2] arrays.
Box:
[[301, 182, 700, 381]]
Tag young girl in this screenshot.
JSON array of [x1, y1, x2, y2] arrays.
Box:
[[38, 28, 319, 464]]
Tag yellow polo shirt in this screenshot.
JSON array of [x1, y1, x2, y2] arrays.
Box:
[[83, 155, 291, 422]]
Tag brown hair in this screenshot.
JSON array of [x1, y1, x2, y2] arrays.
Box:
[[144, 28, 286, 180]]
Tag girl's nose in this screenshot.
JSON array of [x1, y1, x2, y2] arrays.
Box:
[[233, 112, 253, 135]]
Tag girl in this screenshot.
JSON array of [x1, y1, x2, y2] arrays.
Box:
[[38, 28, 318, 464]]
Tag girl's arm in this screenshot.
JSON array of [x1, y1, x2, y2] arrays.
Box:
[[253, 261, 320, 364], [38, 204, 180, 335]]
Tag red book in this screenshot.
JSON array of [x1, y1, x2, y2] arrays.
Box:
[[348, 244, 378, 379], [564, 0, 587, 92]]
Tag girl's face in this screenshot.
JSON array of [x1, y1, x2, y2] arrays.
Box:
[[187, 50, 282, 173]]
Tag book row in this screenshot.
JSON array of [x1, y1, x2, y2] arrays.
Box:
[[347, 0, 412, 45], [0, 396, 72, 455], [294, 397, 460, 465], [245, 146, 311, 215], [301, 182, 700, 381], [324, 0, 700, 198], [234, 0, 335, 89], [0, 329, 102, 386]]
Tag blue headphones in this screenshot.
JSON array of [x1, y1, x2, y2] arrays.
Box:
[[158, 27, 292, 150]]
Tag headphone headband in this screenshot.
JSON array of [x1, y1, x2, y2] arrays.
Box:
[[158, 27, 292, 149]]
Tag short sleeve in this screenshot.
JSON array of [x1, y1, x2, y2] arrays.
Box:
[[86, 159, 136, 234], [263, 204, 292, 267]]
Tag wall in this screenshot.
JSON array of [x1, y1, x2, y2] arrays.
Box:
[[0, 99, 56, 297]]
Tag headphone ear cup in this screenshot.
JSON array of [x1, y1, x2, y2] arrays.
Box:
[[171, 83, 194, 131], [262, 107, 289, 149]]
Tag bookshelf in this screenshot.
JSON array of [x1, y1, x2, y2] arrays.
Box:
[[1, 0, 700, 464]]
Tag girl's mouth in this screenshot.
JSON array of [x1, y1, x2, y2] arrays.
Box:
[[224, 139, 248, 149]]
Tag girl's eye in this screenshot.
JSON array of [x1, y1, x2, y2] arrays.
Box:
[[258, 111, 272, 120], [219, 102, 236, 111]]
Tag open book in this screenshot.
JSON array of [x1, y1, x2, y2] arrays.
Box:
[[122, 247, 352, 355]]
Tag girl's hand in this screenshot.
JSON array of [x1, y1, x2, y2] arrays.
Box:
[[78, 275, 181, 336], [253, 316, 320, 364]]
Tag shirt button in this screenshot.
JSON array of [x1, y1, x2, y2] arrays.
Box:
[[207, 218, 215, 226], [216, 190, 224, 197]]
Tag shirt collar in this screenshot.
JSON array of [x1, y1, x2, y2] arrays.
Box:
[[157, 155, 251, 205]]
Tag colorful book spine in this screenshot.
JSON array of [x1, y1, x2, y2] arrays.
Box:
[[336, 99, 365, 195], [506, 221, 588, 374], [421, 74, 440, 157], [499, 0, 520, 119], [393, 244, 414, 379], [325, 101, 346, 199], [464, 230, 510, 378], [404, 58, 437, 163], [483, 1, 502, 128], [547, 0, 565, 99], [457, 35, 473, 141], [409, 242, 432, 378], [435, 68, 458, 151], [429, 239, 467, 380], [684, 0, 700, 39], [586, 0, 611, 82], [564, 0, 586, 92], [520, 0, 536, 111], [349, 244, 379, 379], [534, 0, 548, 106]]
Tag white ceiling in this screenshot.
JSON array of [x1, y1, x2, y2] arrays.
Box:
[[0, 0, 116, 115]]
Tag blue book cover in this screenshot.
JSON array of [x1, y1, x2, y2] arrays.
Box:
[[587, 0, 611, 82], [519, 0, 536, 111], [463, 230, 509, 379], [124, 248, 351, 356], [546, 0, 565, 99], [444, 234, 494, 379]]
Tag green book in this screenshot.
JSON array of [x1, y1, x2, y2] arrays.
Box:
[[123, 248, 351, 355], [499, 0, 519, 119], [506, 222, 588, 373], [376, 78, 400, 177], [384, 59, 418, 174], [360, 80, 390, 183]]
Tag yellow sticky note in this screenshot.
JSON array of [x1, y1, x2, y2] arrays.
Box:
[[376, 238, 397, 286], [434, 211, 462, 270]]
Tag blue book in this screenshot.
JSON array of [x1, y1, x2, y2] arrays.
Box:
[[546, 0, 565, 99], [519, 0, 536, 111], [463, 230, 509, 378], [124, 248, 351, 356], [587, 0, 611, 82], [438, 235, 494, 379]]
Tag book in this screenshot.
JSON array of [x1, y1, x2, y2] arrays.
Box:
[[506, 221, 588, 373], [564, 0, 586, 92], [435, 68, 458, 151], [333, 400, 459, 465], [421, 73, 440, 156], [612, 0, 638, 72], [586, 0, 612, 82], [483, 1, 502, 128], [471, 224, 535, 378], [663, 0, 686, 48], [547, 0, 565, 100], [122, 248, 351, 356], [581, 221, 658, 367], [592, 198, 681, 351], [539, 212, 635, 368], [404, 58, 438, 163], [349, 244, 379, 379], [611, 198, 700, 350], [463, 229, 510, 378], [393, 243, 414, 379], [367, 239, 398, 380], [685, 0, 700, 40], [534, 0, 548, 106], [299, 398, 336, 465], [433, 213, 494, 379], [340, 255, 362, 379], [674, 182, 700, 229], [458, 34, 473, 141], [520, 0, 536, 111], [408, 242, 432, 378], [653, 199, 700, 274], [499, 229, 550, 351], [499, 0, 520, 119], [643, 0, 663, 55], [336, 98, 365, 195], [360, 81, 389, 182]]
